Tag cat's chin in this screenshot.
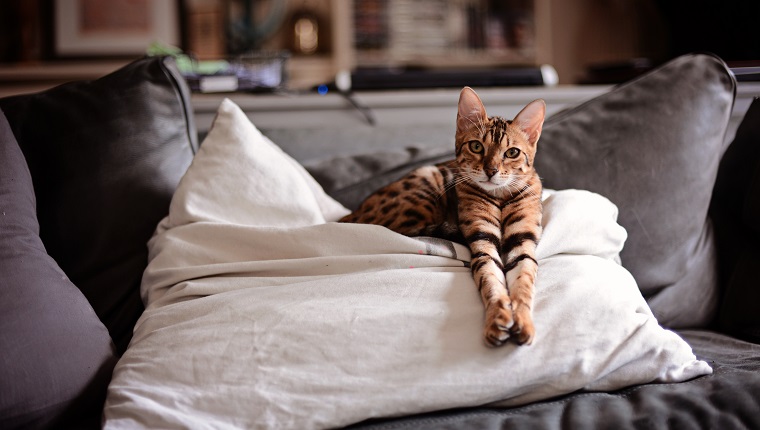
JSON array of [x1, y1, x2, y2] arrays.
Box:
[[476, 180, 507, 194]]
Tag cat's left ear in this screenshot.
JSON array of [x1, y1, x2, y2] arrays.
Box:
[[513, 99, 546, 147]]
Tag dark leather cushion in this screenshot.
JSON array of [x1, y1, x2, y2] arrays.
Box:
[[0, 56, 198, 354], [710, 97, 760, 343], [534, 53, 735, 328], [0, 108, 117, 429]]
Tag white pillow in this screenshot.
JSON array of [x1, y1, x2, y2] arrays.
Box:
[[165, 98, 348, 229], [104, 99, 710, 429]]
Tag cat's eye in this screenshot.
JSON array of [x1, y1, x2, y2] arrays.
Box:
[[505, 148, 521, 159], [469, 141, 484, 154]]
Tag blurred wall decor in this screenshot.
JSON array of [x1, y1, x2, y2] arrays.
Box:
[[54, 0, 180, 57]]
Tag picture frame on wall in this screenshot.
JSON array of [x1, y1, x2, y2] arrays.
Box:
[[54, 0, 180, 57]]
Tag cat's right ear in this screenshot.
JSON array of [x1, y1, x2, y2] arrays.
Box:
[[513, 99, 546, 147], [457, 87, 487, 134]]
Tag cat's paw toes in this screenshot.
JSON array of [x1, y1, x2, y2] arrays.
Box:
[[484, 325, 510, 347], [509, 324, 535, 345], [510, 307, 535, 345], [483, 302, 514, 347]]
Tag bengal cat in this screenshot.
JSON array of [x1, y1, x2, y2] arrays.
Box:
[[341, 87, 545, 347]]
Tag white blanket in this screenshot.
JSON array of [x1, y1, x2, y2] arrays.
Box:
[[104, 99, 711, 429]]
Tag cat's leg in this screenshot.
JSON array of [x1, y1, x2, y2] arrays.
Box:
[[419, 221, 465, 244], [503, 251, 537, 345], [500, 200, 542, 345], [458, 201, 513, 347], [469, 226, 513, 347]]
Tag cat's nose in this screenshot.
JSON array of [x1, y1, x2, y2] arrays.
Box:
[[484, 167, 498, 178]]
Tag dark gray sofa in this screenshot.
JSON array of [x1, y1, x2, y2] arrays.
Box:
[[1, 54, 758, 429]]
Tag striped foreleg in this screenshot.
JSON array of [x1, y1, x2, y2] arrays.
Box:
[[460, 210, 514, 346], [500, 205, 542, 345]]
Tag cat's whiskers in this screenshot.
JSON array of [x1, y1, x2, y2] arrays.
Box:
[[507, 175, 540, 200], [438, 174, 473, 199]]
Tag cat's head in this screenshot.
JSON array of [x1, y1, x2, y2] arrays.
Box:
[[454, 86, 545, 194]]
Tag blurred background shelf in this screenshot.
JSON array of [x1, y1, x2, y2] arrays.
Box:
[[0, 0, 757, 95], [0, 61, 129, 97]]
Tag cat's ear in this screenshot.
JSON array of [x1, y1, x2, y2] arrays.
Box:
[[457, 86, 487, 134], [513, 99, 546, 146]]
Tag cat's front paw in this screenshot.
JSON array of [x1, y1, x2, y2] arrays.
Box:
[[483, 298, 514, 347], [509, 304, 535, 345]]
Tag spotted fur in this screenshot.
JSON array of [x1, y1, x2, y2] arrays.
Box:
[[341, 87, 545, 347]]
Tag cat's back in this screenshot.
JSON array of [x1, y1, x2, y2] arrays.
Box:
[[339, 162, 456, 235]]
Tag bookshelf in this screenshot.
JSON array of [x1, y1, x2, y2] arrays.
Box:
[[292, 0, 550, 89], [351, 0, 543, 68]]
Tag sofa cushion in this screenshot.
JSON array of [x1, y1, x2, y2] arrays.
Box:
[[710, 97, 760, 342], [0, 56, 198, 353], [308, 53, 736, 329], [0, 108, 117, 429], [535, 53, 735, 328]]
